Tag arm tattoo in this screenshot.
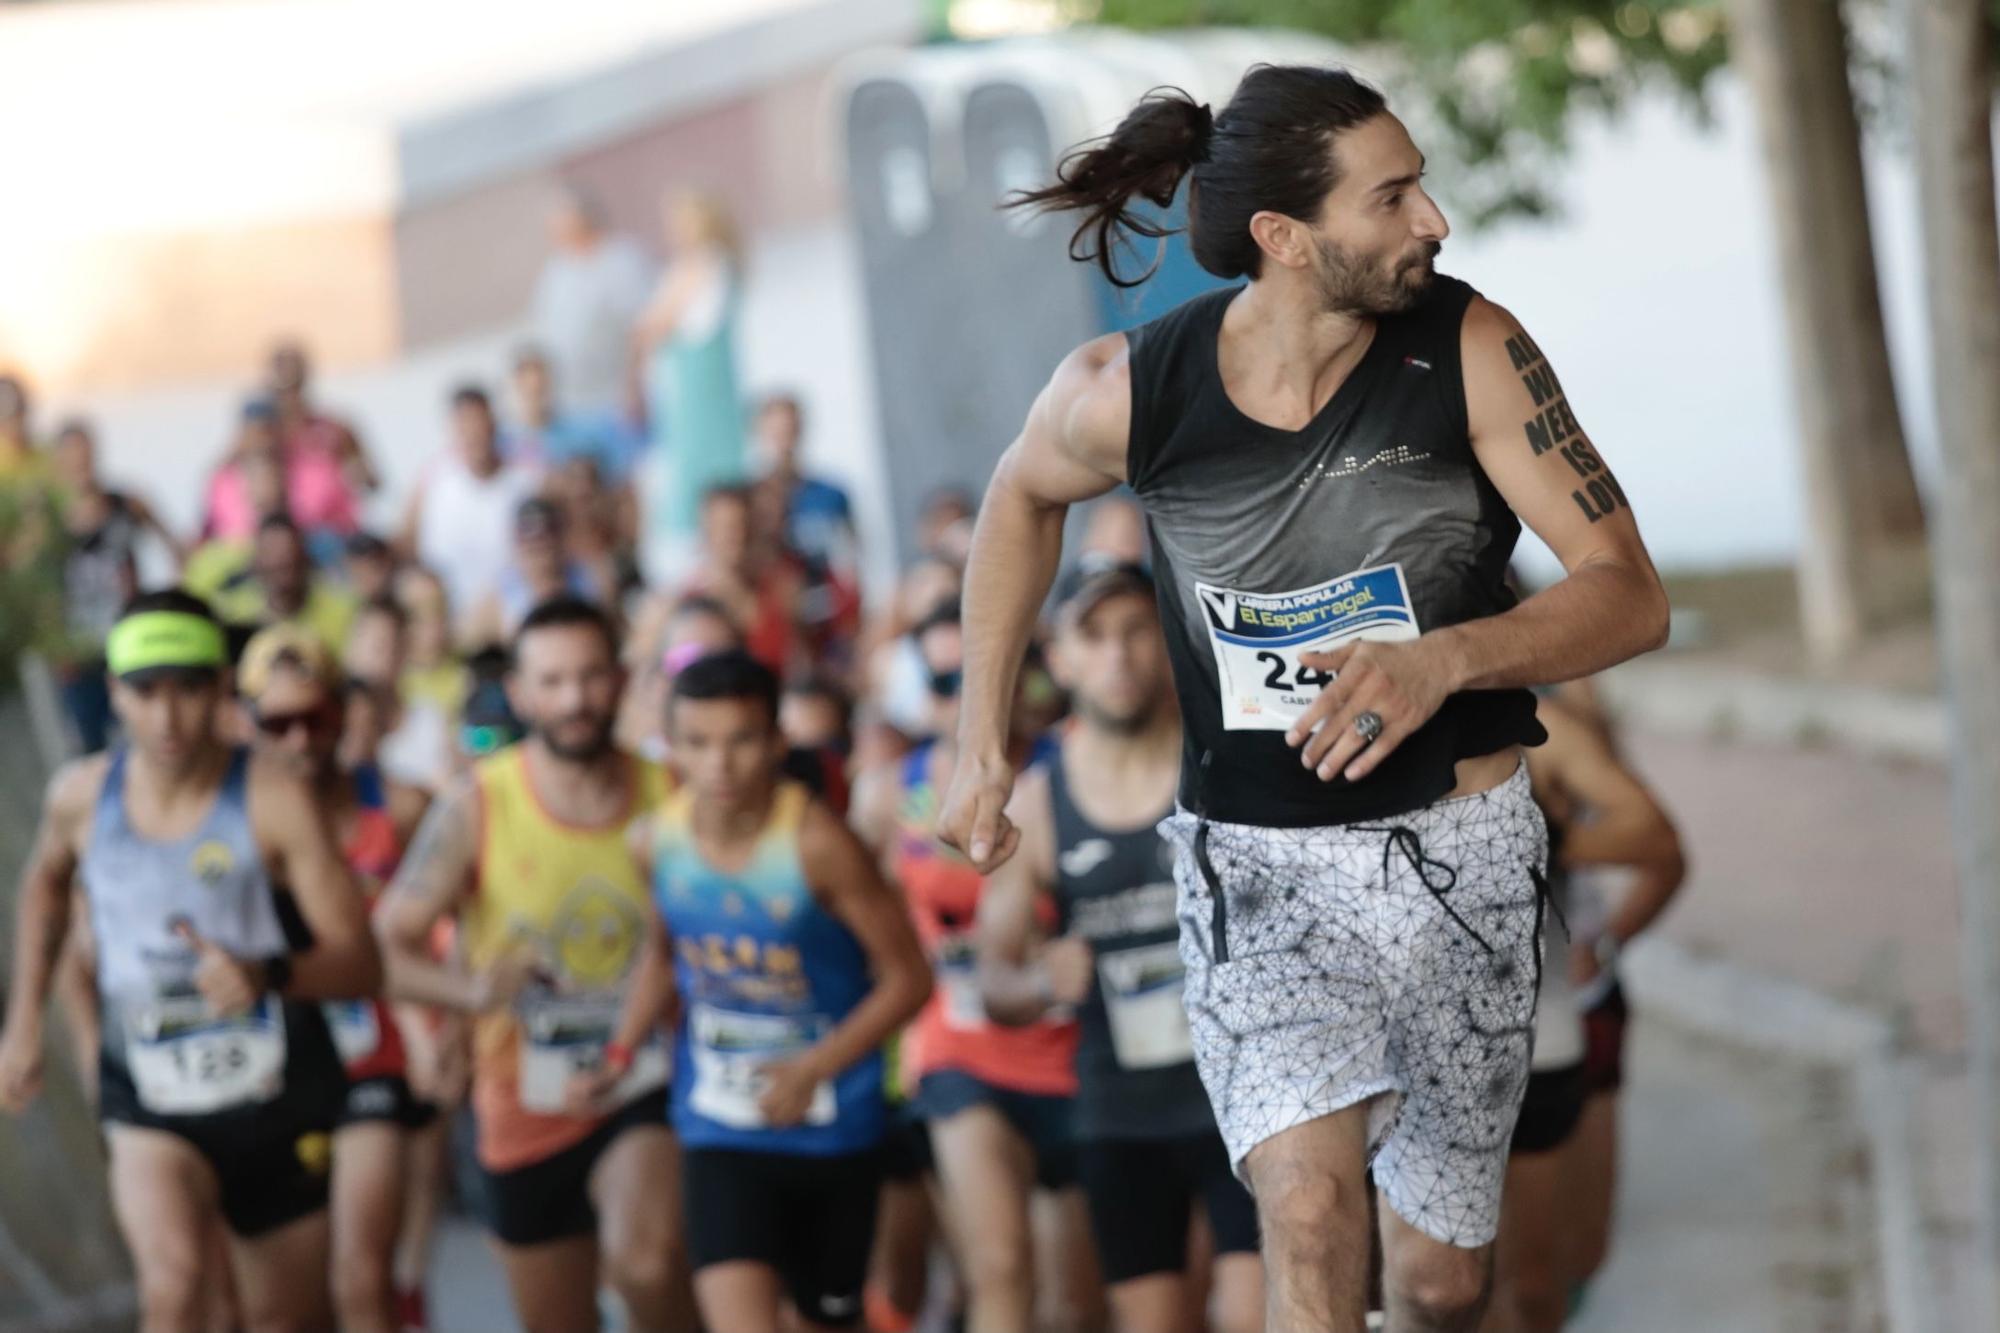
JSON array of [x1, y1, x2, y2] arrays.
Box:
[[384, 784, 476, 914], [1507, 331, 1630, 524]]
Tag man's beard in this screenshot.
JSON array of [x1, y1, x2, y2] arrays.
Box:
[[534, 713, 615, 762], [1312, 237, 1441, 316], [1076, 692, 1158, 738]]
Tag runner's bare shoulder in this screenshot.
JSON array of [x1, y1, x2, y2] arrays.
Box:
[[1024, 332, 1131, 493], [44, 753, 113, 849]]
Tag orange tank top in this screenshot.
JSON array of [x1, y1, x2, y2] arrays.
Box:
[[895, 743, 1077, 1097]]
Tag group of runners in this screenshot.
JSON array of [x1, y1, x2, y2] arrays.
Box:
[[1, 61, 1687, 1333]]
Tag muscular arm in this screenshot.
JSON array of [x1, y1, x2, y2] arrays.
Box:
[[976, 769, 1060, 1026], [796, 802, 933, 1081], [4, 761, 96, 1041], [374, 777, 491, 1011], [253, 759, 382, 999], [1437, 299, 1671, 689], [947, 335, 1130, 868]]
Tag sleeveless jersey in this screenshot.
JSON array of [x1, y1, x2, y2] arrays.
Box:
[[1048, 749, 1215, 1141], [465, 747, 671, 1171], [322, 764, 409, 1083], [85, 748, 341, 1121], [655, 782, 883, 1155], [1125, 277, 1545, 828], [895, 743, 1077, 1097]]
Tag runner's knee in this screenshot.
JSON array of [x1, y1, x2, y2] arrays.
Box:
[[962, 1231, 1032, 1297], [1384, 1246, 1490, 1328], [331, 1242, 395, 1322], [1248, 1156, 1366, 1262], [602, 1227, 678, 1303], [133, 1250, 205, 1329]]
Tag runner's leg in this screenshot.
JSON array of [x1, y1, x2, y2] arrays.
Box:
[[330, 1119, 404, 1333], [1208, 1254, 1265, 1333], [590, 1124, 694, 1332], [493, 1235, 601, 1333], [1561, 1094, 1618, 1288], [394, 1114, 449, 1324], [1241, 1103, 1374, 1331], [1378, 1201, 1493, 1333], [694, 1262, 785, 1333], [229, 1209, 336, 1333], [105, 1124, 221, 1333], [866, 1174, 934, 1329], [1032, 1185, 1105, 1332], [1481, 1148, 1564, 1333], [930, 1103, 1037, 1333]]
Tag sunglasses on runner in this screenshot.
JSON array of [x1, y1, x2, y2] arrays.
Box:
[[254, 706, 336, 738]]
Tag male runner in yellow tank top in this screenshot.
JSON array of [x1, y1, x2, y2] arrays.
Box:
[[376, 596, 693, 1333]]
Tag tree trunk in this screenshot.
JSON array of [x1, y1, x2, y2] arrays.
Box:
[[1723, 0, 1931, 663], [1904, 0, 2000, 1316]]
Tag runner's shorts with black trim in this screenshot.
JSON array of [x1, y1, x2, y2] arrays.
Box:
[[1162, 760, 1548, 1249]]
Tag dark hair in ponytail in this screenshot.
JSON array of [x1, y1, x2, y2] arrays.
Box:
[[1008, 66, 1390, 288]]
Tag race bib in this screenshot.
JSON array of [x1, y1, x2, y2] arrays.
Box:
[[323, 1000, 381, 1066], [1097, 942, 1194, 1070], [126, 995, 286, 1116], [517, 993, 669, 1115], [1196, 563, 1420, 731], [935, 935, 986, 1030], [686, 1004, 836, 1130]]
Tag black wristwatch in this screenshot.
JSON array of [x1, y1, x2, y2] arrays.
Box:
[[260, 954, 294, 996]]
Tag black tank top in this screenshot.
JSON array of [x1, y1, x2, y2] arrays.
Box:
[[1126, 277, 1544, 828], [1048, 750, 1217, 1142]]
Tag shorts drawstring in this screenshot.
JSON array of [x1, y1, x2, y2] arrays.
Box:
[[1191, 751, 1229, 964], [1357, 823, 1494, 955]]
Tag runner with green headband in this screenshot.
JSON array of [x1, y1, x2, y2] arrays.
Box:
[[0, 588, 385, 1331]]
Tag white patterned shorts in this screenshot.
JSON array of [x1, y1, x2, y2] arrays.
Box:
[[1160, 761, 1548, 1249]]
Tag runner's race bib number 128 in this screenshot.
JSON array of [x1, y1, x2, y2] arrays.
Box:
[[1196, 563, 1420, 731], [126, 995, 287, 1116]]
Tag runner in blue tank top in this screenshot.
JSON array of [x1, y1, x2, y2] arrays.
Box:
[[0, 590, 382, 1331], [577, 649, 931, 1333]]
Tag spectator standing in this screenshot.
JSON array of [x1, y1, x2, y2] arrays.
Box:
[[48, 419, 184, 751], [531, 188, 654, 440], [268, 340, 377, 558], [636, 192, 748, 573], [400, 386, 543, 620]]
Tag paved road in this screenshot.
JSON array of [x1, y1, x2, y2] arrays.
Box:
[[427, 1009, 1856, 1332]]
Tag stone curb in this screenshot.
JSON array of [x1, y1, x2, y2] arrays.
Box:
[[1599, 661, 1948, 765], [1624, 936, 1943, 1333]]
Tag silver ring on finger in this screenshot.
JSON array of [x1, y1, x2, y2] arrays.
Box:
[[1354, 710, 1384, 743]]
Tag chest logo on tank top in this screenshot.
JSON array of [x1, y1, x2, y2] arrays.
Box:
[[1059, 839, 1114, 878], [1196, 563, 1420, 732], [189, 840, 236, 889], [1293, 444, 1429, 492]]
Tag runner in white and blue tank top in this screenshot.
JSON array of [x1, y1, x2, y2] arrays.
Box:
[[0, 591, 383, 1331]]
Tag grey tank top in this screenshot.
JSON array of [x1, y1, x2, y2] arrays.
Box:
[[1047, 750, 1216, 1142], [1126, 277, 1545, 827], [84, 750, 286, 1031]]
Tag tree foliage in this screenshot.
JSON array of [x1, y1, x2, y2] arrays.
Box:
[[1074, 0, 1733, 225]]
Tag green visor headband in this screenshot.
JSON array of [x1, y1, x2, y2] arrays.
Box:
[[106, 612, 227, 678]]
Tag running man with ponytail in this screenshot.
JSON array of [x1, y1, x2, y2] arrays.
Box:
[[937, 66, 1670, 1332]]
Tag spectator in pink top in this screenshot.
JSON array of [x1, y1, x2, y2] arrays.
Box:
[[204, 397, 359, 565]]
